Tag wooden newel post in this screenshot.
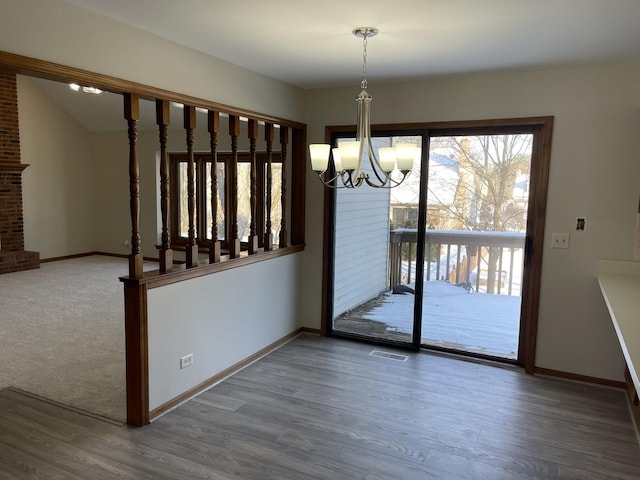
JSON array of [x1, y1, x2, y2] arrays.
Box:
[[248, 119, 259, 254], [228, 115, 241, 258], [124, 93, 143, 279], [208, 111, 221, 263], [264, 123, 274, 251], [184, 105, 199, 268], [156, 100, 173, 272]]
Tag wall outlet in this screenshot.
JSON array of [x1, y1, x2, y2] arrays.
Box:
[[552, 232, 570, 249], [180, 353, 193, 369]]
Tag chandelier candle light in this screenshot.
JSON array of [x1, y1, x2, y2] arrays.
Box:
[[309, 27, 418, 188]]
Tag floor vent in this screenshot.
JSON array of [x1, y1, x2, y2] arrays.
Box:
[[370, 350, 408, 362]]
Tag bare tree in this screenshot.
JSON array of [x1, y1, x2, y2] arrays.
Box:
[[429, 134, 532, 292]]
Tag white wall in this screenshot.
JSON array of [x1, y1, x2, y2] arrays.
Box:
[[0, 0, 304, 122], [147, 253, 300, 410], [18, 76, 97, 259], [303, 63, 640, 382]]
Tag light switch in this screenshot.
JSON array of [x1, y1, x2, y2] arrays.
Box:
[[552, 233, 570, 249]]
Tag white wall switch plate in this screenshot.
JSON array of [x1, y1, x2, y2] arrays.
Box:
[[552, 232, 570, 249]]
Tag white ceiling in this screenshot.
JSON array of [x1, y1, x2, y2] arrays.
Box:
[[64, 0, 640, 89], [28, 0, 640, 131]]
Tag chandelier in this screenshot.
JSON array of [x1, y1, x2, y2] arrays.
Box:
[[309, 27, 417, 188]]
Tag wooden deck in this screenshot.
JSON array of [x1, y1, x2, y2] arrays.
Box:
[[1, 334, 638, 479], [334, 281, 520, 359]]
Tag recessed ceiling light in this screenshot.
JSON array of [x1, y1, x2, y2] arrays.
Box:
[[68, 83, 102, 94], [82, 86, 102, 95]]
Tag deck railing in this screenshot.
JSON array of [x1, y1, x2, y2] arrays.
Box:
[[389, 229, 526, 296]]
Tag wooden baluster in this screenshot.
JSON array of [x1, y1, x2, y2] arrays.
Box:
[[208, 111, 221, 263], [279, 126, 288, 248], [184, 105, 198, 268], [264, 123, 274, 251], [228, 115, 241, 258], [247, 119, 259, 254], [124, 94, 143, 279], [156, 100, 172, 273]]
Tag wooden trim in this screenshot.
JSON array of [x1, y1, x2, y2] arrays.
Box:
[[8, 387, 125, 426], [328, 117, 555, 136], [290, 126, 306, 246], [124, 282, 149, 426], [0, 50, 305, 129], [120, 244, 303, 289], [40, 251, 158, 263], [149, 327, 307, 421], [0, 162, 29, 173], [535, 367, 626, 389], [299, 327, 321, 335], [39, 252, 100, 263], [521, 117, 553, 374]]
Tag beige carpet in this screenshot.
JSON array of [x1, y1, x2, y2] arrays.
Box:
[[0, 255, 156, 422]]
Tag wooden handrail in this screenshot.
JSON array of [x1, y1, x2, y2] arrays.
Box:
[[391, 229, 525, 248], [389, 228, 525, 294]]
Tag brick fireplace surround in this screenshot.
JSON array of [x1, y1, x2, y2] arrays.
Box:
[[0, 70, 39, 274]]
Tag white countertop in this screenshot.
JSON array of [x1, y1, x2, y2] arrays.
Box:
[[597, 259, 640, 394]]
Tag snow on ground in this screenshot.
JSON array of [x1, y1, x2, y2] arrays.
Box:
[[363, 280, 521, 359]]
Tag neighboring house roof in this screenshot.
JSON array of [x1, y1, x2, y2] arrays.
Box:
[[513, 174, 529, 201], [391, 152, 458, 206]]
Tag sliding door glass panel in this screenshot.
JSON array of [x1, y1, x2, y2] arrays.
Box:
[[331, 136, 422, 345], [420, 134, 532, 359]]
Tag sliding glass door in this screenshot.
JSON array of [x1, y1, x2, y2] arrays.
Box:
[[417, 133, 532, 359], [325, 118, 552, 368], [330, 135, 420, 348]]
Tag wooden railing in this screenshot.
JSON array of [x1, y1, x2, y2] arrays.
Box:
[[120, 91, 305, 427], [389, 229, 526, 296]]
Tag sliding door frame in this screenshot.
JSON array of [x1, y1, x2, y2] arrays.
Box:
[[321, 117, 553, 373]]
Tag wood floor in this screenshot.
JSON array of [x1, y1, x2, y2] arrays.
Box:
[[1, 334, 639, 479]]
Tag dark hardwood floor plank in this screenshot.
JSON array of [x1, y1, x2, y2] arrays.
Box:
[[1, 334, 639, 479]]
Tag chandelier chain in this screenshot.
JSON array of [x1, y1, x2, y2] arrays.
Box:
[[361, 32, 368, 89]]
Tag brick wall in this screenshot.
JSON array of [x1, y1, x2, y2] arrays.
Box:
[[0, 70, 39, 273]]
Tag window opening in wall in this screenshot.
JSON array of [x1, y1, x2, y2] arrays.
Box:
[[170, 152, 282, 252]]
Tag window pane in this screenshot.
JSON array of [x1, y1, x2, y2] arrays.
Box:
[[178, 161, 198, 238], [237, 163, 251, 242], [266, 163, 282, 244], [178, 162, 189, 237], [204, 161, 225, 241]]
